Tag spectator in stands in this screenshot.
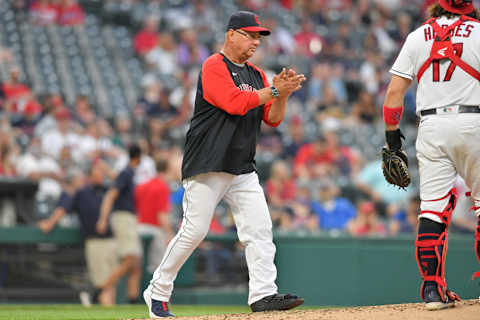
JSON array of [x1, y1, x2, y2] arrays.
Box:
[[290, 201, 318, 233], [57, 145, 78, 174], [347, 89, 379, 125], [294, 133, 329, 180], [11, 99, 42, 137], [294, 129, 355, 180], [16, 137, 62, 219], [391, 12, 412, 46], [313, 85, 346, 124], [95, 118, 122, 161], [97, 144, 143, 304], [323, 129, 358, 178], [145, 32, 179, 77], [34, 93, 64, 137], [76, 121, 102, 163], [354, 159, 412, 214], [294, 19, 324, 58], [262, 16, 295, 56], [310, 179, 356, 232], [177, 28, 210, 69], [137, 80, 174, 118], [75, 119, 118, 167], [72, 95, 95, 128], [265, 160, 296, 209], [56, 0, 85, 26], [134, 16, 159, 56], [29, 0, 58, 26], [0, 67, 32, 115], [137, 81, 181, 144], [257, 123, 283, 162], [281, 116, 306, 161], [112, 113, 134, 148], [389, 196, 420, 235], [135, 157, 173, 273], [347, 201, 387, 237], [41, 107, 80, 160]]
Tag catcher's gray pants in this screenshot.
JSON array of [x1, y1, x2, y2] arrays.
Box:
[[416, 112, 480, 221], [146, 171, 278, 305]]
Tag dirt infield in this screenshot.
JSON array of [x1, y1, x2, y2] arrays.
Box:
[[138, 299, 480, 320]]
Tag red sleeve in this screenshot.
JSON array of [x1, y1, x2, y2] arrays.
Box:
[[202, 55, 260, 115]]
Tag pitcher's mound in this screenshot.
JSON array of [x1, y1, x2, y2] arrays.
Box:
[[135, 299, 480, 320]]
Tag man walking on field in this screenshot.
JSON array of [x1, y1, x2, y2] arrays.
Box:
[[143, 10, 306, 318]]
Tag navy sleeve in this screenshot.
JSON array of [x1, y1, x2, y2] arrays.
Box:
[[114, 169, 131, 192], [57, 191, 73, 212]]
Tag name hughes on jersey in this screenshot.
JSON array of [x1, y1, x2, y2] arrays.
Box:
[[424, 23, 475, 41]]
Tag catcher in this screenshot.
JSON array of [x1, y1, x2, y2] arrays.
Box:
[[381, 0, 480, 311]]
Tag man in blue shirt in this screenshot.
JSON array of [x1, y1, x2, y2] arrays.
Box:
[[38, 165, 119, 305], [310, 180, 356, 231], [97, 145, 142, 304]]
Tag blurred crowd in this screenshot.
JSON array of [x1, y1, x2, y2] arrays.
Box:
[[1, 0, 479, 247]]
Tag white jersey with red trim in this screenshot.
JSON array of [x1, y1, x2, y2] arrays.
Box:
[[390, 16, 480, 113]]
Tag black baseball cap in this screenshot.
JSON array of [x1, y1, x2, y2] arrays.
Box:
[[226, 11, 271, 36]]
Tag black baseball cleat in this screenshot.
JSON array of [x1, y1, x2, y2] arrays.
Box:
[[250, 293, 304, 312], [143, 289, 174, 318], [423, 284, 458, 311]]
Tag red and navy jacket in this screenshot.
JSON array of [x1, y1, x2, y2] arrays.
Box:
[[181, 53, 280, 180]]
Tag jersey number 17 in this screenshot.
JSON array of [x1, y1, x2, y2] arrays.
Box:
[[432, 43, 463, 82]]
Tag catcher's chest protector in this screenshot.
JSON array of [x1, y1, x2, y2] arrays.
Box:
[[417, 15, 480, 82]]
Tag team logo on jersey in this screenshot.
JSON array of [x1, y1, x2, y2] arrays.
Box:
[[437, 47, 448, 57], [238, 83, 254, 92]]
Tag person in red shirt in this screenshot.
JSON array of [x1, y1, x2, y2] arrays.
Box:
[[347, 201, 387, 237], [294, 130, 356, 180], [30, 0, 58, 26], [56, 0, 85, 26], [265, 160, 296, 209], [135, 157, 173, 273], [294, 19, 324, 58], [134, 16, 159, 56], [1, 67, 32, 114]]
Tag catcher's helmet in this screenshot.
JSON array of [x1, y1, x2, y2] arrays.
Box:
[[439, 0, 474, 14]]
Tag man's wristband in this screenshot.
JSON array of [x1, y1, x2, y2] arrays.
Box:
[[383, 105, 403, 126]]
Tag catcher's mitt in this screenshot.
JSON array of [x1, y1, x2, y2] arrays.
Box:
[[381, 147, 410, 189]]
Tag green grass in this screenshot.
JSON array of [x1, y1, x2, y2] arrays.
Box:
[[0, 304, 252, 320]]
